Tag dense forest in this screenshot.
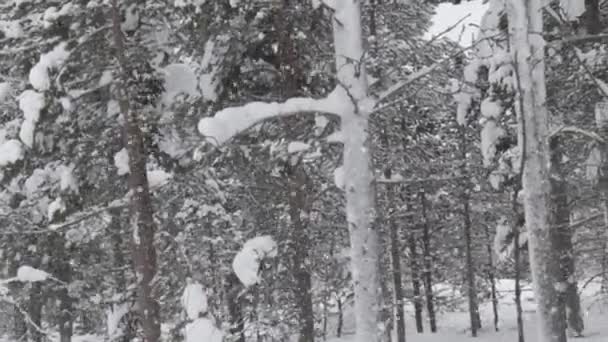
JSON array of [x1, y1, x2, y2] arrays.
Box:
[[1, 0, 608, 342]]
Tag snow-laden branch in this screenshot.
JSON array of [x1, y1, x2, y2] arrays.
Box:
[[549, 125, 605, 143], [198, 88, 347, 146]]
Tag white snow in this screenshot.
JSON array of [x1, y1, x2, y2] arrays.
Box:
[[57, 164, 78, 193], [333, 165, 345, 189], [184, 318, 223, 342], [181, 281, 208, 319], [0, 82, 10, 102], [147, 168, 172, 188], [493, 217, 511, 254], [174, 0, 206, 7], [198, 88, 346, 145], [232, 235, 278, 287], [287, 141, 311, 153], [47, 197, 66, 221], [480, 120, 504, 167], [121, 4, 139, 32], [424, 0, 489, 47], [18, 90, 45, 147], [315, 115, 329, 135], [0, 139, 24, 166], [480, 98, 502, 119], [16, 265, 50, 282], [106, 303, 129, 339], [560, 0, 585, 21], [455, 92, 472, 125], [107, 100, 120, 117], [59, 97, 73, 112], [98, 70, 113, 87], [0, 20, 24, 39], [29, 42, 70, 91], [114, 148, 130, 175], [161, 63, 199, 105]]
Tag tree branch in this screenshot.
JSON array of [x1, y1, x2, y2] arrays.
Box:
[[198, 88, 345, 146], [549, 125, 605, 143]]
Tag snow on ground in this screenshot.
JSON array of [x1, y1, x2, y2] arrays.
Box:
[[424, 0, 488, 47], [327, 279, 608, 342]]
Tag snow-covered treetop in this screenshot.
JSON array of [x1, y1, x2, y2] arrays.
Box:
[[232, 235, 278, 287]]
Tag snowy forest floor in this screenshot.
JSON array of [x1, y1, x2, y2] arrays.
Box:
[[2, 279, 606, 342], [328, 279, 608, 342]]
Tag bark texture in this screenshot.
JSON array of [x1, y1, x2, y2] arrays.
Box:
[[332, 1, 384, 341], [509, 0, 568, 340], [110, 1, 161, 341]]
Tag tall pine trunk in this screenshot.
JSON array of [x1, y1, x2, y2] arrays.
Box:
[[483, 221, 499, 332], [408, 225, 424, 333], [460, 127, 481, 335], [387, 183, 406, 342], [110, 1, 160, 341], [287, 165, 315, 342], [595, 102, 608, 291], [509, 0, 567, 340], [332, 2, 383, 341], [419, 190, 437, 332], [549, 137, 584, 336]]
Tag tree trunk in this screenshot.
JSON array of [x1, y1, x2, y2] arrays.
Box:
[[584, 0, 600, 34], [408, 228, 424, 333], [110, 2, 160, 341], [550, 137, 584, 336], [332, 2, 383, 341], [595, 102, 608, 291], [514, 217, 525, 342], [419, 190, 437, 333], [483, 221, 499, 332], [28, 282, 43, 342], [460, 127, 481, 336], [509, 0, 568, 340], [287, 166, 315, 342], [226, 272, 245, 342], [337, 297, 343, 338], [388, 185, 406, 342]]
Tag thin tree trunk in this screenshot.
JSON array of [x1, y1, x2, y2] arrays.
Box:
[[509, 0, 568, 340], [550, 137, 584, 336], [513, 214, 525, 342], [595, 102, 608, 291], [226, 272, 245, 342], [483, 221, 499, 331], [28, 282, 43, 342], [337, 297, 343, 338], [287, 166, 315, 342], [408, 228, 424, 333], [461, 127, 481, 336], [584, 0, 600, 34], [110, 2, 160, 341], [419, 190, 437, 333], [388, 183, 406, 342]]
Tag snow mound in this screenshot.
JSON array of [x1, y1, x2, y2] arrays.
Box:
[[17, 265, 50, 282], [184, 318, 223, 342], [0, 139, 24, 166], [29, 42, 70, 91], [232, 235, 278, 287], [181, 281, 208, 319], [161, 63, 199, 105], [18, 90, 46, 147]]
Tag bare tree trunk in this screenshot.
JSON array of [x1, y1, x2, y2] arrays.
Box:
[[28, 282, 43, 342], [287, 165, 315, 342], [513, 215, 525, 342], [226, 272, 245, 342], [337, 297, 343, 338], [584, 0, 600, 34], [550, 137, 584, 336], [419, 190, 437, 333], [461, 128, 481, 336], [595, 102, 608, 291], [110, 2, 160, 341], [331, 2, 383, 341], [509, 0, 568, 340], [483, 221, 499, 332], [408, 228, 424, 333], [387, 183, 406, 342]]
